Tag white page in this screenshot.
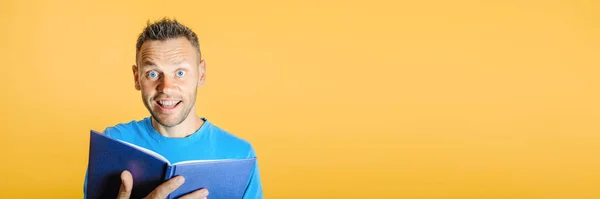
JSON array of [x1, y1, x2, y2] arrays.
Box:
[[173, 159, 241, 166], [115, 139, 171, 165]]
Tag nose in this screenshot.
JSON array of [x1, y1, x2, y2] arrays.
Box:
[[157, 75, 177, 94]]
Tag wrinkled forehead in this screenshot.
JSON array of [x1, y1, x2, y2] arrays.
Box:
[[136, 37, 199, 67]]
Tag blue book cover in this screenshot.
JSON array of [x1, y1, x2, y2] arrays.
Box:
[[86, 130, 256, 199]]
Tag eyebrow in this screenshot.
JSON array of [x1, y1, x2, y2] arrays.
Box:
[[140, 60, 157, 68], [142, 58, 189, 66], [139, 59, 192, 71]]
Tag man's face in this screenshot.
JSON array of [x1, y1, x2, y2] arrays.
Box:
[[133, 37, 205, 127]]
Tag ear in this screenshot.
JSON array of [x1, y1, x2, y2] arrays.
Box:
[[197, 59, 206, 87], [132, 65, 141, 90]]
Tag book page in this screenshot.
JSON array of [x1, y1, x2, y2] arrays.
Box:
[[167, 158, 256, 199], [116, 139, 171, 165], [173, 159, 241, 166]]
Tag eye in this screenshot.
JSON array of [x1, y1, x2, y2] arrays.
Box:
[[148, 71, 159, 79], [176, 69, 186, 77]]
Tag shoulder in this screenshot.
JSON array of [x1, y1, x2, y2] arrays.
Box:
[[102, 117, 151, 141], [205, 119, 257, 158]]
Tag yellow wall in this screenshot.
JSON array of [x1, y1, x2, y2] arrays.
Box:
[[1, 0, 599, 198]]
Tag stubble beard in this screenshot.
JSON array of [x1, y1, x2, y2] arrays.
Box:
[[142, 90, 197, 128]]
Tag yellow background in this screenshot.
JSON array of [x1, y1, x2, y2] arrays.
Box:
[[1, 0, 599, 198]]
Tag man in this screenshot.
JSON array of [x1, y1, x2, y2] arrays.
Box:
[[84, 18, 263, 199]]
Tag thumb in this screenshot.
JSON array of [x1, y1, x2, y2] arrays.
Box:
[[117, 170, 133, 199]]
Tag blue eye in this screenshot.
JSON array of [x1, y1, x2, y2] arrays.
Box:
[[148, 71, 158, 79], [176, 69, 186, 77]]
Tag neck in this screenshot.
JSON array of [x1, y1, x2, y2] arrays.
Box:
[[150, 108, 204, 138]]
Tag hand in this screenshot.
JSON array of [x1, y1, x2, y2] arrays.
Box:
[[117, 170, 209, 199]]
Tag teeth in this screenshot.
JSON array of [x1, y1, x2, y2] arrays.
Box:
[[158, 100, 180, 105]]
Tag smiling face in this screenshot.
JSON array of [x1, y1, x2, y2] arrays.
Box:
[[133, 37, 205, 128]]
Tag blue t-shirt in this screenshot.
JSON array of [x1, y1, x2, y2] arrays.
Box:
[[84, 117, 263, 199]]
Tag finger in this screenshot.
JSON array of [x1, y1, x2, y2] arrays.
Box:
[[117, 170, 133, 199], [147, 176, 185, 199], [177, 188, 209, 199]]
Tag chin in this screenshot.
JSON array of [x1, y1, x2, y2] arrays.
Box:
[[153, 114, 185, 128]]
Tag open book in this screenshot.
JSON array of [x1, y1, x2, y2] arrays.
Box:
[[86, 130, 256, 199]]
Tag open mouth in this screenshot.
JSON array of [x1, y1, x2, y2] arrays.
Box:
[[156, 100, 182, 109]]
